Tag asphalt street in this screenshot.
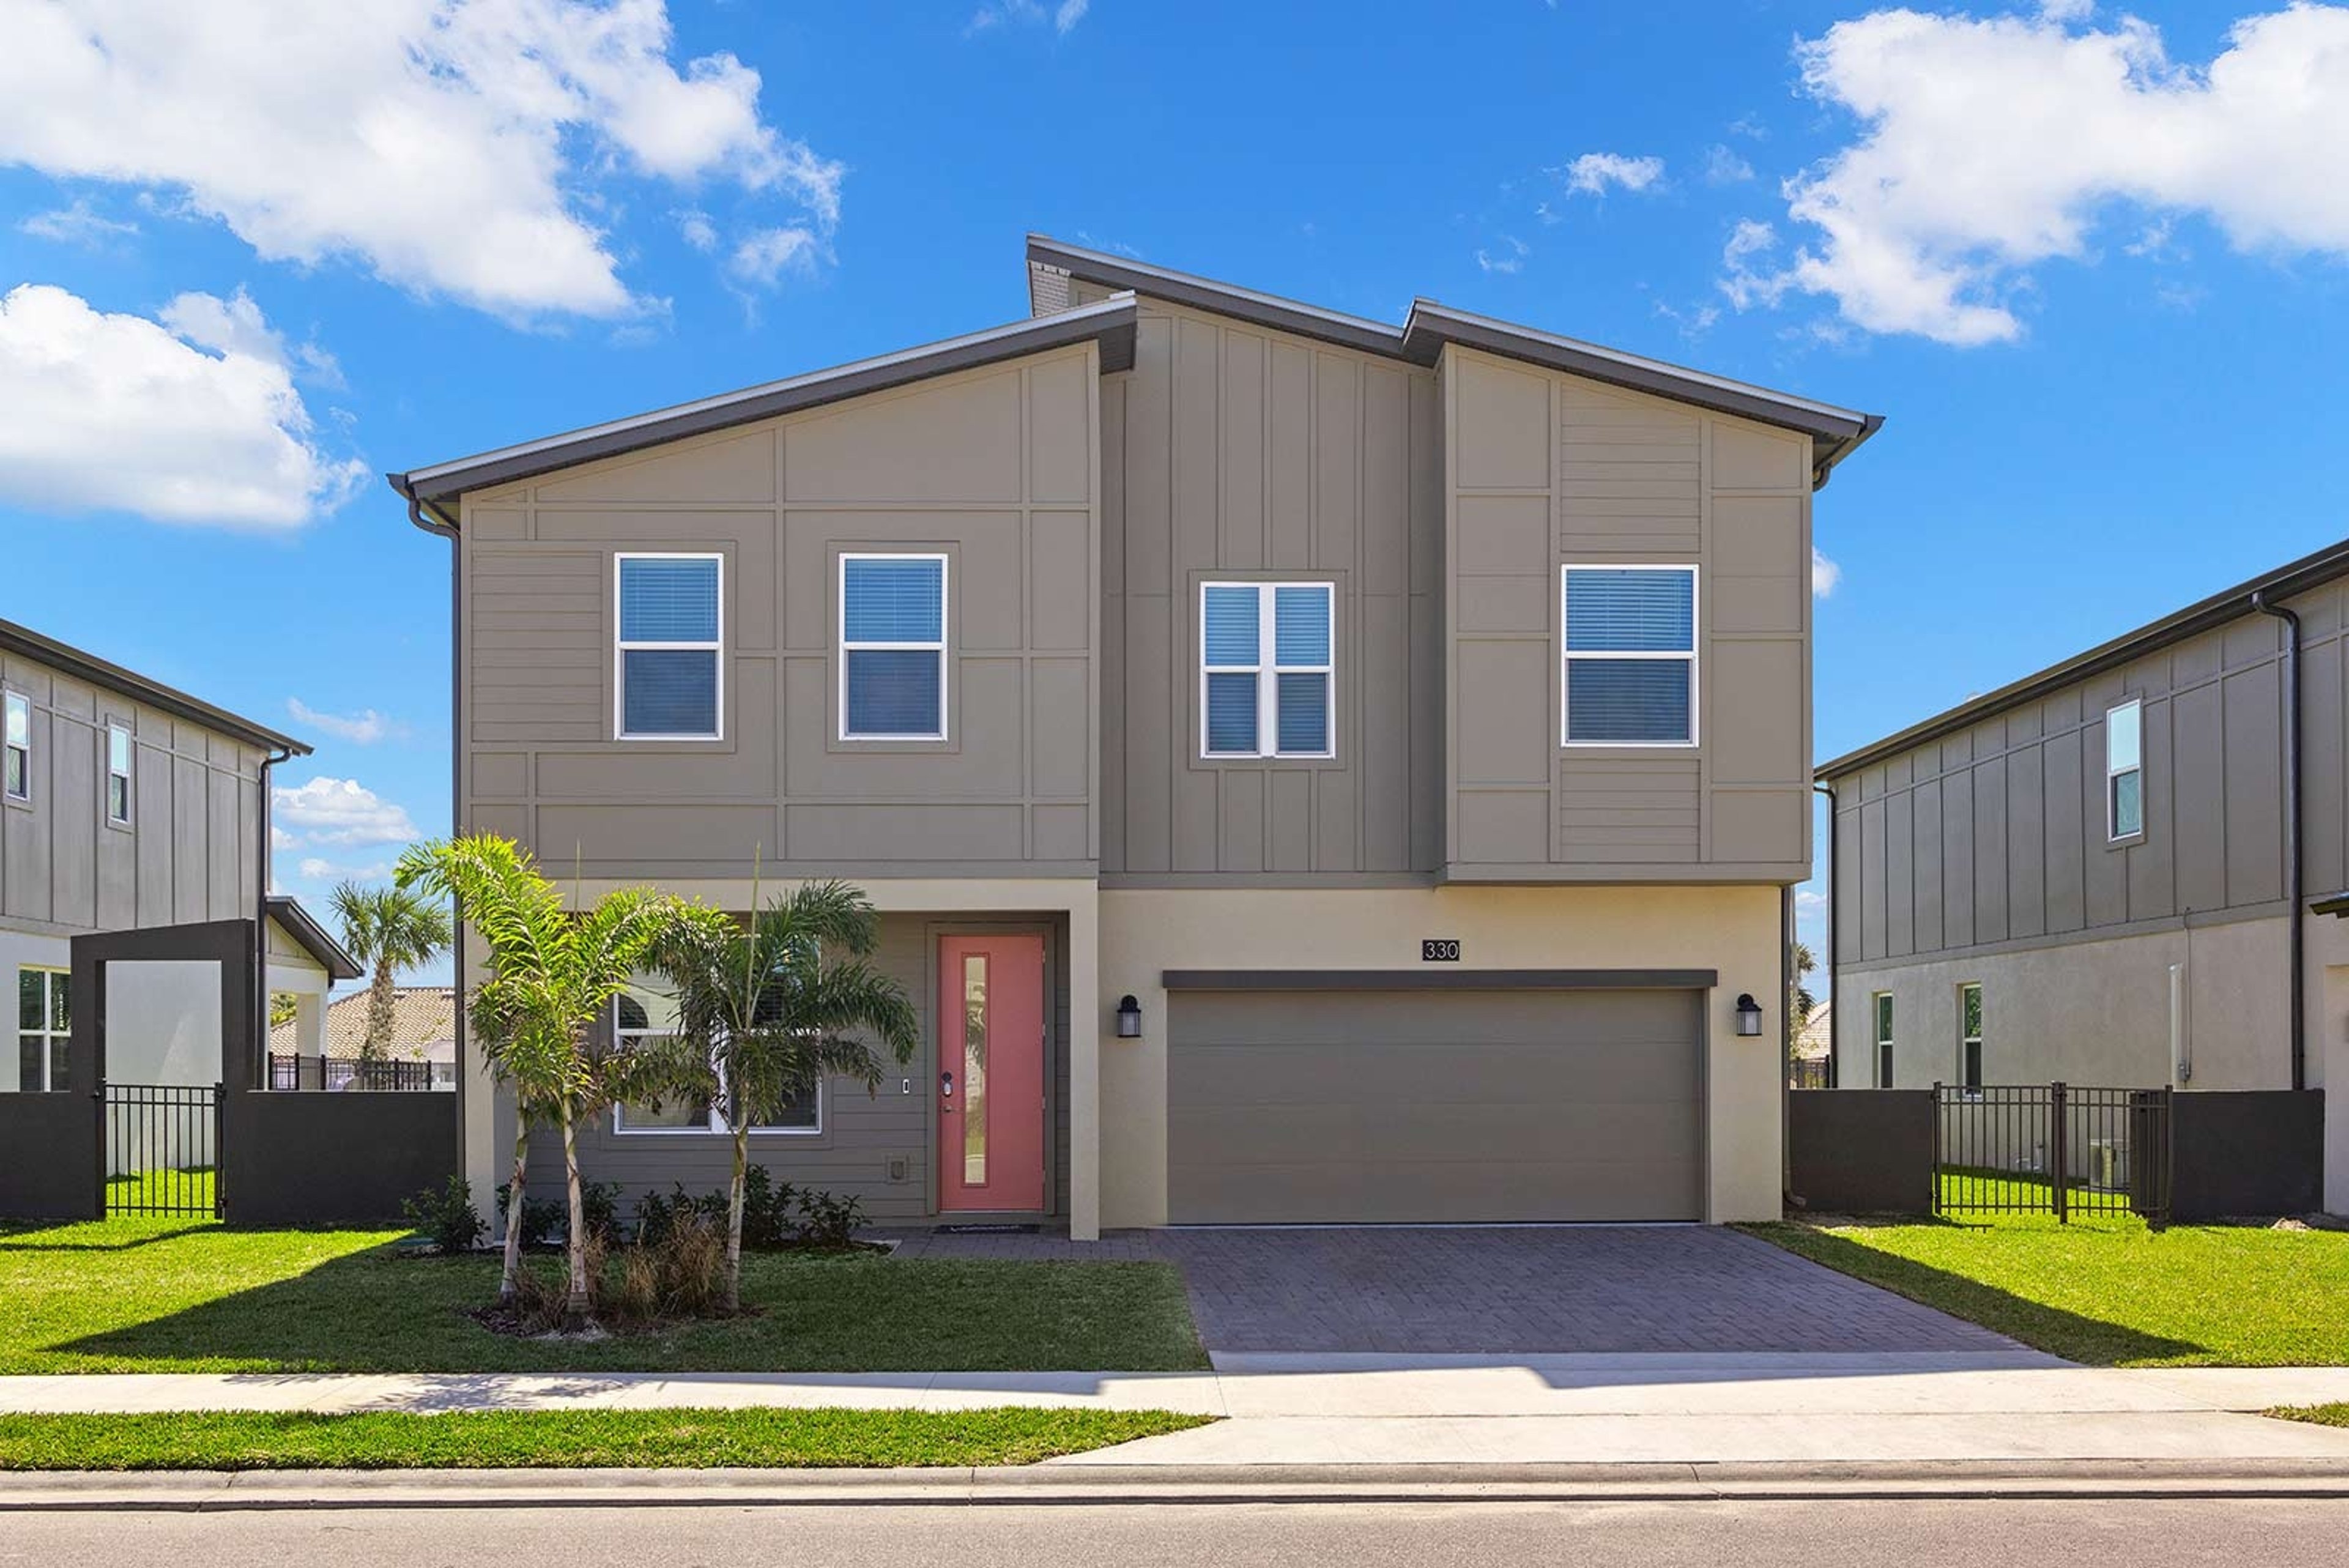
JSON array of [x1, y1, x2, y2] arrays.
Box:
[[7, 1496, 2349, 1567]]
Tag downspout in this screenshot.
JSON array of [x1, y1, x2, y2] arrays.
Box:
[[399, 480, 469, 1134], [1781, 881, 1795, 1202], [1813, 779, 1838, 1089], [2252, 590, 2306, 1091], [256, 745, 293, 1089]]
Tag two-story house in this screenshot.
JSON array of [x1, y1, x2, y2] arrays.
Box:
[[391, 237, 1880, 1237], [0, 617, 356, 1096], [1818, 538, 2348, 1213]]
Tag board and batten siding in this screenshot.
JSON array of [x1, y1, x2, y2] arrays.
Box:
[[1097, 297, 1444, 879], [456, 346, 1102, 882], [1828, 577, 2349, 975], [1443, 346, 1814, 882], [0, 647, 262, 939]]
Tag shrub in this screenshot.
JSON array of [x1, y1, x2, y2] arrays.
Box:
[[579, 1180, 623, 1246], [632, 1168, 796, 1250], [400, 1176, 485, 1255], [603, 1210, 726, 1323], [494, 1184, 561, 1250], [795, 1187, 867, 1250]]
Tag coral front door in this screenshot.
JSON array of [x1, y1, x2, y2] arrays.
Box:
[[937, 934, 1047, 1213]]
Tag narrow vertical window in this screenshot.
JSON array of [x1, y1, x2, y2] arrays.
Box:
[[841, 554, 948, 740], [105, 723, 132, 825], [1562, 566, 1698, 745], [16, 967, 68, 1093], [1959, 982, 1984, 1093], [615, 554, 722, 739], [2, 692, 28, 801], [962, 953, 989, 1186], [2106, 698, 2143, 841], [1872, 992, 1894, 1089], [1199, 582, 1335, 758]]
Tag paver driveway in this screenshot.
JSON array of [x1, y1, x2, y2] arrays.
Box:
[[897, 1224, 2017, 1355]]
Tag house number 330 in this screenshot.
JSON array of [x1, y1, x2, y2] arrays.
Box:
[[1420, 939, 1461, 962]]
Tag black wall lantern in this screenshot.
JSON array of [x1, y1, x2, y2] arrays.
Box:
[[1116, 994, 1142, 1039], [1734, 993, 1764, 1037]]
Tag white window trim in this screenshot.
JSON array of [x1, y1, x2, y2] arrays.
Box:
[[838, 551, 950, 742], [18, 965, 67, 1093], [1958, 981, 1984, 1095], [1197, 581, 1337, 760], [1872, 991, 1894, 1089], [2105, 697, 2143, 842], [607, 995, 823, 1137], [104, 722, 132, 827], [3, 690, 29, 802], [1560, 563, 1700, 748], [614, 552, 725, 741]]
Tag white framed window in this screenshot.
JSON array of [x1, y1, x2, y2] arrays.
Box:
[[3, 691, 29, 801], [104, 723, 132, 826], [1562, 565, 1698, 746], [839, 553, 948, 741], [17, 966, 69, 1093], [2106, 698, 2143, 841], [1958, 981, 1984, 1093], [1872, 992, 1894, 1089], [1199, 581, 1335, 759], [615, 553, 723, 740], [609, 984, 820, 1135]]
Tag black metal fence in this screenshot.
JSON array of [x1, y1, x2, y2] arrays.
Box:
[[267, 1055, 448, 1092], [1934, 1082, 2172, 1226], [1787, 1057, 1831, 1090], [102, 1082, 223, 1217]]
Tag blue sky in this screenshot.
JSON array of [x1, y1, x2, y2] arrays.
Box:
[[2, 1, 2345, 993]]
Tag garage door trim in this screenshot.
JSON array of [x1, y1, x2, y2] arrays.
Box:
[[1162, 967, 1718, 991]]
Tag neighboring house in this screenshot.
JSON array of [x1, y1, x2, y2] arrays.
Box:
[[1795, 1002, 1832, 1061], [1817, 538, 2349, 1212], [0, 617, 354, 1094], [268, 986, 456, 1088], [392, 234, 1880, 1236]]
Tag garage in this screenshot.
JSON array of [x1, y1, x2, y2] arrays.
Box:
[[1166, 978, 1705, 1224]]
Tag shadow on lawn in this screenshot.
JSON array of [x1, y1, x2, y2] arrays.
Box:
[[0, 1223, 223, 1254], [1750, 1222, 2207, 1365]]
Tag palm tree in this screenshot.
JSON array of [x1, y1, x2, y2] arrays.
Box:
[[395, 834, 678, 1327], [647, 879, 918, 1310], [329, 881, 454, 1069], [1788, 940, 1820, 1059]]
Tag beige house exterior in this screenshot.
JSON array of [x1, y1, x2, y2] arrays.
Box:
[[394, 236, 1880, 1236], [1817, 540, 2349, 1211]]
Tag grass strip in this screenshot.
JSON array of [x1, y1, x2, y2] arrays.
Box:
[[2269, 1403, 2349, 1429]]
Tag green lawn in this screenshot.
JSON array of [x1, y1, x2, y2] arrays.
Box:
[[0, 1216, 1208, 1373], [2272, 1405, 2349, 1430], [0, 1408, 1211, 1471], [1746, 1213, 2349, 1365]]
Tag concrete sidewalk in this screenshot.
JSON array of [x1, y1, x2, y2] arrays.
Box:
[[7, 1355, 2349, 1468]]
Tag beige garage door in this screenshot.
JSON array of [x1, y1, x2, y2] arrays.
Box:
[[1167, 987, 1704, 1224]]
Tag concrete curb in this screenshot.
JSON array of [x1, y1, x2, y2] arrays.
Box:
[[8, 1458, 2349, 1510]]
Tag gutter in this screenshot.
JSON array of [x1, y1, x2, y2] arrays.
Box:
[[2252, 590, 2306, 1091]]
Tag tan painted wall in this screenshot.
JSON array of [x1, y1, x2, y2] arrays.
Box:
[[0, 648, 263, 940], [1096, 883, 1787, 1226], [1441, 347, 1814, 883], [1835, 914, 2293, 1091], [455, 344, 1102, 882]]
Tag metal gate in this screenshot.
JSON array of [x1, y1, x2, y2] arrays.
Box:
[[1934, 1082, 2171, 1226], [102, 1083, 223, 1217]]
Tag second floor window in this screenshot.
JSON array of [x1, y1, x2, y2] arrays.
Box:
[[1200, 582, 1335, 759], [1562, 566, 1698, 746], [1872, 992, 1894, 1088], [841, 554, 948, 740], [2106, 698, 2143, 841], [3, 692, 28, 800], [105, 723, 131, 825], [616, 554, 722, 740]]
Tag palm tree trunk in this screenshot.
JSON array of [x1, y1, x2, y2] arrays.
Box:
[[362, 958, 397, 1069], [725, 1118, 748, 1313], [559, 1100, 593, 1331], [498, 1119, 529, 1307]]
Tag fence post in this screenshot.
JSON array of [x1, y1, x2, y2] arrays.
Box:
[[212, 1082, 227, 1221], [1930, 1081, 1944, 1217], [2049, 1080, 2069, 1224]]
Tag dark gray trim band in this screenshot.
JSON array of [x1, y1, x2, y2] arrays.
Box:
[[1160, 968, 1720, 992], [1818, 532, 2349, 781], [392, 294, 1140, 507], [0, 618, 307, 755]]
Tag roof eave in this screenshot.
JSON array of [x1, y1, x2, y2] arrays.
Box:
[[0, 620, 309, 756], [266, 895, 363, 981], [1026, 235, 1408, 359]]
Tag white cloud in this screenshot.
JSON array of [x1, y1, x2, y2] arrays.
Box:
[[728, 225, 820, 287], [677, 208, 718, 253], [287, 698, 401, 745], [1735, 6, 2349, 346], [1702, 144, 1755, 185], [968, 0, 1090, 35], [1557, 152, 1666, 196], [1795, 889, 1828, 912], [296, 856, 394, 883], [0, 283, 365, 529], [2039, 0, 2096, 20], [1812, 546, 1842, 598], [18, 197, 137, 246], [0, 1, 841, 320], [272, 776, 420, 849], [1475, 236, 1531, 275]]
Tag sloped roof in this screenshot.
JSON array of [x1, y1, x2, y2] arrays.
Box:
[[0, 618, 307, 754], [270, 986, 456, 1061], [267, 896, 362, 981]]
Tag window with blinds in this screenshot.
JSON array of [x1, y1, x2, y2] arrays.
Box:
[[1561, 565, 1697, 746], [616, 554, 722, 739], [1200, 582, 1335, 759], [841, 554, 948, 740]]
